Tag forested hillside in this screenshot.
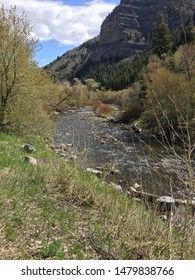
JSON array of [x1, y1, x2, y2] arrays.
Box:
[[45, 0, 195, 90]]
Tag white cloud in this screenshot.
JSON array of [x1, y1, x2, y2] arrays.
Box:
[[0, 0, 116, 46]]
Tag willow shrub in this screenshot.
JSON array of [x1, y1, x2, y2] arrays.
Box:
[[141, 65, 195, 141]]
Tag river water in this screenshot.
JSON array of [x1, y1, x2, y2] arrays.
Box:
[[55, 107, 194, 199]]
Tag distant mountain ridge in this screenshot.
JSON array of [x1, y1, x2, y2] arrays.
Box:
[[46, 0, 195, 81]]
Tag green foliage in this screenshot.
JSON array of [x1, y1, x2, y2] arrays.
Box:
[[152, 14, 173, 57], [141, 65, 195, 141], [83, 54, 149, 90], [40, 240, 65, 259], [84, 78, 100, 91], [5, 225, 17, 242], [173, 18, 195, 48], [0, 6, 55, 135], [120, 82, 146, 122]]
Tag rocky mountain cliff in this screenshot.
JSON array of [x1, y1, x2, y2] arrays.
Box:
[[46, 0, 195, 81], [93, 0, 185, 61]]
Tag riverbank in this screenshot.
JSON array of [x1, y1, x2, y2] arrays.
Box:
[[0, 132, 194, 259], [54, 107, 194, 200]]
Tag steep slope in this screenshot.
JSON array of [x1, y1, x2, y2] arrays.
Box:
[[46, 0, 195, 81], [45, 36, 99, 81]]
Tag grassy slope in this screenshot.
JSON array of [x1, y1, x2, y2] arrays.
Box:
[[0, 133, 194, 260]]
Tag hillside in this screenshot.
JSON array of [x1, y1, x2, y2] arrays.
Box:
[[0, 133, 194, 260], [45, 36, 99, 81], [45, 0, 195, 84]]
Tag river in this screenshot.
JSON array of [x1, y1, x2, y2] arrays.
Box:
[[55, 107, 194, 199]]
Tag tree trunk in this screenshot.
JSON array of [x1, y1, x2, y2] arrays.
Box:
[[0, 109, 5, 131]]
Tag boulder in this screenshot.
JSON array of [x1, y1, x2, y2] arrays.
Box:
[[156, 196, 175, 212], [110, 168, 121, 175], [24, 156, 38, 165], [22, 144, 36, 153], [134, 183, 142, 190], [69, 155, 78, 161], [159, 215, 168, 221], [53, 111, 60, 116], [109, 118, 122, 123], [130, 186, 137, 193], [60, 144, 67, 151], [132, 197, 142, 203], [131, 124, 142, 134], [86, 168, 102, 176], [60, 143, 73, 151], [109, 182, 123, 193]]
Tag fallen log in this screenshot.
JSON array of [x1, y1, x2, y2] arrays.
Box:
[[128, 188, 195, 213]]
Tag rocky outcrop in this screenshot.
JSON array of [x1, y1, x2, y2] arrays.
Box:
[[92, 0, 193, 61]]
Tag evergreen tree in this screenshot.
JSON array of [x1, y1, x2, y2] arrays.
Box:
[[182, 17, 195, 44], [152, 14, 173, 57], [173, 17, 195, 48]]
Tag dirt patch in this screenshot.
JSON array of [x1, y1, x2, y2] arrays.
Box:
[[0, 219, 22, 260], [0, 167, 11, 182]]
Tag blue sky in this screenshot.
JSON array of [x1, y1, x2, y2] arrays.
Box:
[[0, 0, 119, 66]]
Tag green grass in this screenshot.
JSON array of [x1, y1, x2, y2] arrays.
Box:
[[0, 132, 194, 259]]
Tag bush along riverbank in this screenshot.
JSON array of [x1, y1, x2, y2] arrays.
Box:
[[0, 132, 194, 260]]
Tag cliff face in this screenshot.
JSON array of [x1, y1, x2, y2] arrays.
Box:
[[46, 0, 195, 80], [92, 0, 188, 61]]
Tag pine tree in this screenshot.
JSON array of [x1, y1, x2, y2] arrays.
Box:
[[184, 17, 195, 44], [152, 14, 173, 57]]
